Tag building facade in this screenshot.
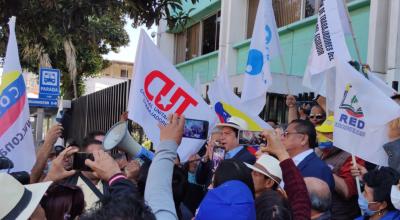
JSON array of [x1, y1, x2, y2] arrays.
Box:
[[84, 60, 134, 95], [157, 0, 400, 121]]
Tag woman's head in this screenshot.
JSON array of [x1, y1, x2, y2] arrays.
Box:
[[255, 190, 292, 220], [40, 183, 85, 220], [361, 167, 400, 214], [213, 159, 255, 196]]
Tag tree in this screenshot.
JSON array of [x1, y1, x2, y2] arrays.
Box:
[[0, 0, 198, 99]]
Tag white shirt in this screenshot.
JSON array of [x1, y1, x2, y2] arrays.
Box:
[[77, 177, 104, 210], [292, 149, 314, 166]]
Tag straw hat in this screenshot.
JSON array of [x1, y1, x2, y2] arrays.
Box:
[[216, 116, 248, 131], [0, 173, 52, 220], [245, 154, 282, 185]]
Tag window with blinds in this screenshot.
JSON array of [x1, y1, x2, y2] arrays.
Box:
[[175, 32, 186, 64], [247, 0, 259, 38], [186, 23, 200, 61], [246, 0, 356, 37], [174, 11, 221, 63], [272, 0, 302, 27]]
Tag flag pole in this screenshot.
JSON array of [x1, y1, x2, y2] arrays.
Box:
[[341, 0, 366, 78], [351, 154, 364, 215]]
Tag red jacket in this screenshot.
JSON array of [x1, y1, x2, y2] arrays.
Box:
[[280, 159, 311, 220]]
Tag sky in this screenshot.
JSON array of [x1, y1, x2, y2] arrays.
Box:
[[103, 19, 158, 63], [0, 19, 157, 76]]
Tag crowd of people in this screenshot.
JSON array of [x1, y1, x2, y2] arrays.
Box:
[[1, 94, 400, 220]]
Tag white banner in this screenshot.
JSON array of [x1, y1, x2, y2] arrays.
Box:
[[241, 0, 282, 115], [368, 71, 397, 97], [303, 0, 352, 95], [333, 60, 400, 166], [0, 17, 36, 172], [128, 30, 216, 162]]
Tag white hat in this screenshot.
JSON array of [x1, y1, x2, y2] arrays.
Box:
[[0, 173, 52, 220], [245, 154, 282, 185], [216, 116, 248, 131]]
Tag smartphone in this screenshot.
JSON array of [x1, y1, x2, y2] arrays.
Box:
[[212, 145, 226, 171], [238, 130, 264, 146], [183, 118, 209, 140], [72, 152, 94, 171]]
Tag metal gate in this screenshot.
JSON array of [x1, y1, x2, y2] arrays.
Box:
[[67, 80, 131, 145]]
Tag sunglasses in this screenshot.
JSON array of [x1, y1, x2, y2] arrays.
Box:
[[309, 114, 324, 120]]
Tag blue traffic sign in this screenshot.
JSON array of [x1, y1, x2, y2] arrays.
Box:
[[28, 98, 58, 108], [39, 68, 60, 99]]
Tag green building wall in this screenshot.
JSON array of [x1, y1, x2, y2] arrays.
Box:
[[176, 0, 370, 85]]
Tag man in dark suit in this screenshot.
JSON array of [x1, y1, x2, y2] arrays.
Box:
[[216, 116, 256, 164], [196, 117, 256, 187], [281, 119, 335, 191]]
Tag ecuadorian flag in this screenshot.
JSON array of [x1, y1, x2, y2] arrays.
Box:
[[0, 17, 36, 172]]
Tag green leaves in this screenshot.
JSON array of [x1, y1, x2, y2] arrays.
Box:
[[0, 0, 201, 98]]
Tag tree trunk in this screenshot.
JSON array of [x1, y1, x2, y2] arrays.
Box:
[[63, 38, 78, 99]]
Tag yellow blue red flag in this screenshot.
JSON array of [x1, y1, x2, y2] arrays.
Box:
[[0, 17, 36, 172]]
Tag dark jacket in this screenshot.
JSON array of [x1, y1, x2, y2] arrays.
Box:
[[280, 159, 311, 220], [108, 177, 138, 198], [233, 147, 257, 164], [297, 152, 335, 191]]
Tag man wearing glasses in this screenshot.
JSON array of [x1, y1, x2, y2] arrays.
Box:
[[286, 95, 326, 126], [280, 119, 334, 191]]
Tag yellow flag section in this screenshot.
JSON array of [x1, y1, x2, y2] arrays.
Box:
[[215, 101, 263, 131]]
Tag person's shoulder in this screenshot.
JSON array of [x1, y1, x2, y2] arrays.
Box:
[[238, 147, 256, 164]]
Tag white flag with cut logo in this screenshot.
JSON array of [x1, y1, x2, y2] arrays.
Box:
[[128, 30, 216, 162], [241, 0, 282, 115], [0, 17, 36, 172], [333, 60, 400, 166], [303, 0, 352, 95], [209, 68, 272, 131]]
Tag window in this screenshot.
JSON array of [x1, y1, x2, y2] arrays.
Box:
[[272, 0, 302, 27], [186, 23, 200, 60], [247, 0, 356, 36], [305, 0, 318, 18], [247, 0, 259, 38], [201, 12, 221, 55], [175, 11, 221, 63], [175, 32, 186, 64], [120, 69, 128, 78]]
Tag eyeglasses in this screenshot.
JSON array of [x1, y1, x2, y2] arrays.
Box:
[[309, 114, 324, 120], [282, 131, 304, 138]]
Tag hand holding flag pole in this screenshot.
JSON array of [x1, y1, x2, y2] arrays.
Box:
[[351, 153, 363, 215]]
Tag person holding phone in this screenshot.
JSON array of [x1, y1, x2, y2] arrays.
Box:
[[196, 117, 256, 190], [63, 139, 110, 211], [215, 116, 256, 164]]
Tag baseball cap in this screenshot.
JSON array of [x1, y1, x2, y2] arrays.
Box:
[[316, 115, 334, 133]]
